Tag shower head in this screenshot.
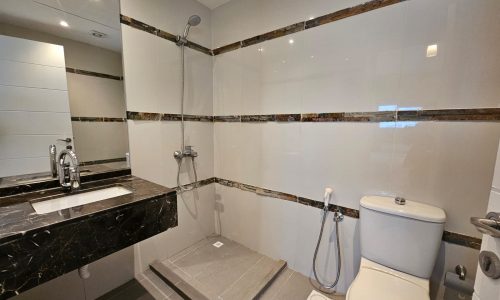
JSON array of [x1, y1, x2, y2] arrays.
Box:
[[182, 15, 201, 39], [188, 15, 201, 26]]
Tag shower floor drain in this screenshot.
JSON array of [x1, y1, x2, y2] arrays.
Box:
[[213, 241, 224, 248]]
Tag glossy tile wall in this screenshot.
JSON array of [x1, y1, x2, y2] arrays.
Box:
[[0, 34, 72, 177], [120, 0, 216, 274], [0, 23, 129, 163], [212, 0, 500, 296]]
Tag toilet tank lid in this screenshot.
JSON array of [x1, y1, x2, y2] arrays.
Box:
[[360, 196, 446, 223]]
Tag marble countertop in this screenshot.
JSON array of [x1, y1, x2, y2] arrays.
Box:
[[0, 175, 175, 243]]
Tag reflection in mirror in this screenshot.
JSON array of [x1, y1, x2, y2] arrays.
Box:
[[0, 0, 129, 185]]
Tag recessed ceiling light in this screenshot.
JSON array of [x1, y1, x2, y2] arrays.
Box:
[[59, 20, 69, 27], [257, 47, 264, 52], [288, 39, 294, 44], [426, 44, 438, 57]]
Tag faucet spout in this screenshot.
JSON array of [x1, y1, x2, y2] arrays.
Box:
[[57, 149, 80, 191]]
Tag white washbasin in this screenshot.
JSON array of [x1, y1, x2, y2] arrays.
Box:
[[32, 186, 132, 214]]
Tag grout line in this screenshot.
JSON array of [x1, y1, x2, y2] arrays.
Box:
[[218, 255, 266, 297]]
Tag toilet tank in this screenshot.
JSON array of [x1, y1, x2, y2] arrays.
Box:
[[360, 196, 446, 279]]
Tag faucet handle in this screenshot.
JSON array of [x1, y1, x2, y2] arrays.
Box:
[[57, 138, 72, 143]]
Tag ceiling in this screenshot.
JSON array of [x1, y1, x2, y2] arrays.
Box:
[[196, 0, 232, 10], [0, 0, 122, 52]]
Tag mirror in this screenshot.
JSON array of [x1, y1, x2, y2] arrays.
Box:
[[0, 0, 129, 184]]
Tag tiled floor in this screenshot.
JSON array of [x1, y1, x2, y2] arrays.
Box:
[[97, 279, 154, 300], [138, 235, 345, 300]]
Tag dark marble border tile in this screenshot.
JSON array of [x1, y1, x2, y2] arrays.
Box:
[[79, 157, 127, 167], [128, 109, 500, 123], [120, 14, 158, 35], [241, 22, 305, 48], [186, 41, 213, 56], [66, 67, 122, 81], [176, 177, 216, 193], [71, 117, 127, 122], [127, 111, 162, 121], [276, 114, 302, 122], [302, 111, 396, 122], [213, 115, 241, 122], [442, 231, 482, 250], [241, 115, 276, 122], [305, 0, 406, 29], [212, 42, 242, 56], [398, 108, 500, 122]]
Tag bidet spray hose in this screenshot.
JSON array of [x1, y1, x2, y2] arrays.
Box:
[[312, 193, 342, 291]]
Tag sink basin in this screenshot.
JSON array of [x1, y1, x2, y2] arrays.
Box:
[[31, 186, 132, 214]]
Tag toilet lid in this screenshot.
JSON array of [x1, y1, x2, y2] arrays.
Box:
[[347, 267, 429, 300]]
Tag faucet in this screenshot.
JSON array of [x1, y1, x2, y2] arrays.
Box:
[[57, 148, 81, 191]]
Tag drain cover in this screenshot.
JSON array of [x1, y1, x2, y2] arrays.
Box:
[[213, 241, 224, 248]]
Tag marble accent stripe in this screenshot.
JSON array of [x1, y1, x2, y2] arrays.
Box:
[[240, 21, 305, 48], [121, 0, 406, 57], [71, 116, 127, 122], [66, 67, 122, 81], [120, 15, 213, 56], [213, 0, 407, 55], [126, 111, 213, 122], [176, 177, 216, 193], [398, 108, 500, 122], [304, 0, 407, 29], [127, 109, 500, 123], [211, 177, 480, 249], [79, 157, 127, 166], [442, 231, 482, 250]]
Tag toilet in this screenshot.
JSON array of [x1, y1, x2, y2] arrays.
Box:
[[346, 196, 446, 300]]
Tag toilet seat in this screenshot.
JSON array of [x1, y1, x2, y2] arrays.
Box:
[[346, 258, 430, 300]]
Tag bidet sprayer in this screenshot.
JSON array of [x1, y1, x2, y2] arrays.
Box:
[[323, 187, 333, 209]]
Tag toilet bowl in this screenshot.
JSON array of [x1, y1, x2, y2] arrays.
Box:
[[346, 258, 430, 300], [346, 196, 446, 300]]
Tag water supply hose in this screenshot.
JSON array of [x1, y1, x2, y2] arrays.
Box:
[[312, 207, 342, 291]]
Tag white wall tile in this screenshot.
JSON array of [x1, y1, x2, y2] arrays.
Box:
[[0, 157, 50, 177], [0, 135, 66, 160], [0, 60, 67, 90], [67, 74, 125, 118], [71, 122, 129, 162], [0, 111, 72, 135], [0, 34, 65, 67], [127, 120, 213, 188], [0, 85, 69, 112], [391, 122, 500, 237]]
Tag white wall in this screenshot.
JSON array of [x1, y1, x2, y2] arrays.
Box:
[[120, 0, 216, 274], [0, 23, 129, 163], [212, 0, 500, 296], [0, 34, 73, 177]]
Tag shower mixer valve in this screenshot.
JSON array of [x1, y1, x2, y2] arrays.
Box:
[[174, 145, 198, 160]]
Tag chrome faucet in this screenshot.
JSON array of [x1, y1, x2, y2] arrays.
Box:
[[49, 145, 57, 178], [57, 148, 80, 191]]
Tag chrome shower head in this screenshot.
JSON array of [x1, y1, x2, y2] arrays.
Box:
[[188, 15, 201, 26], [182, 15, 201, 39]]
